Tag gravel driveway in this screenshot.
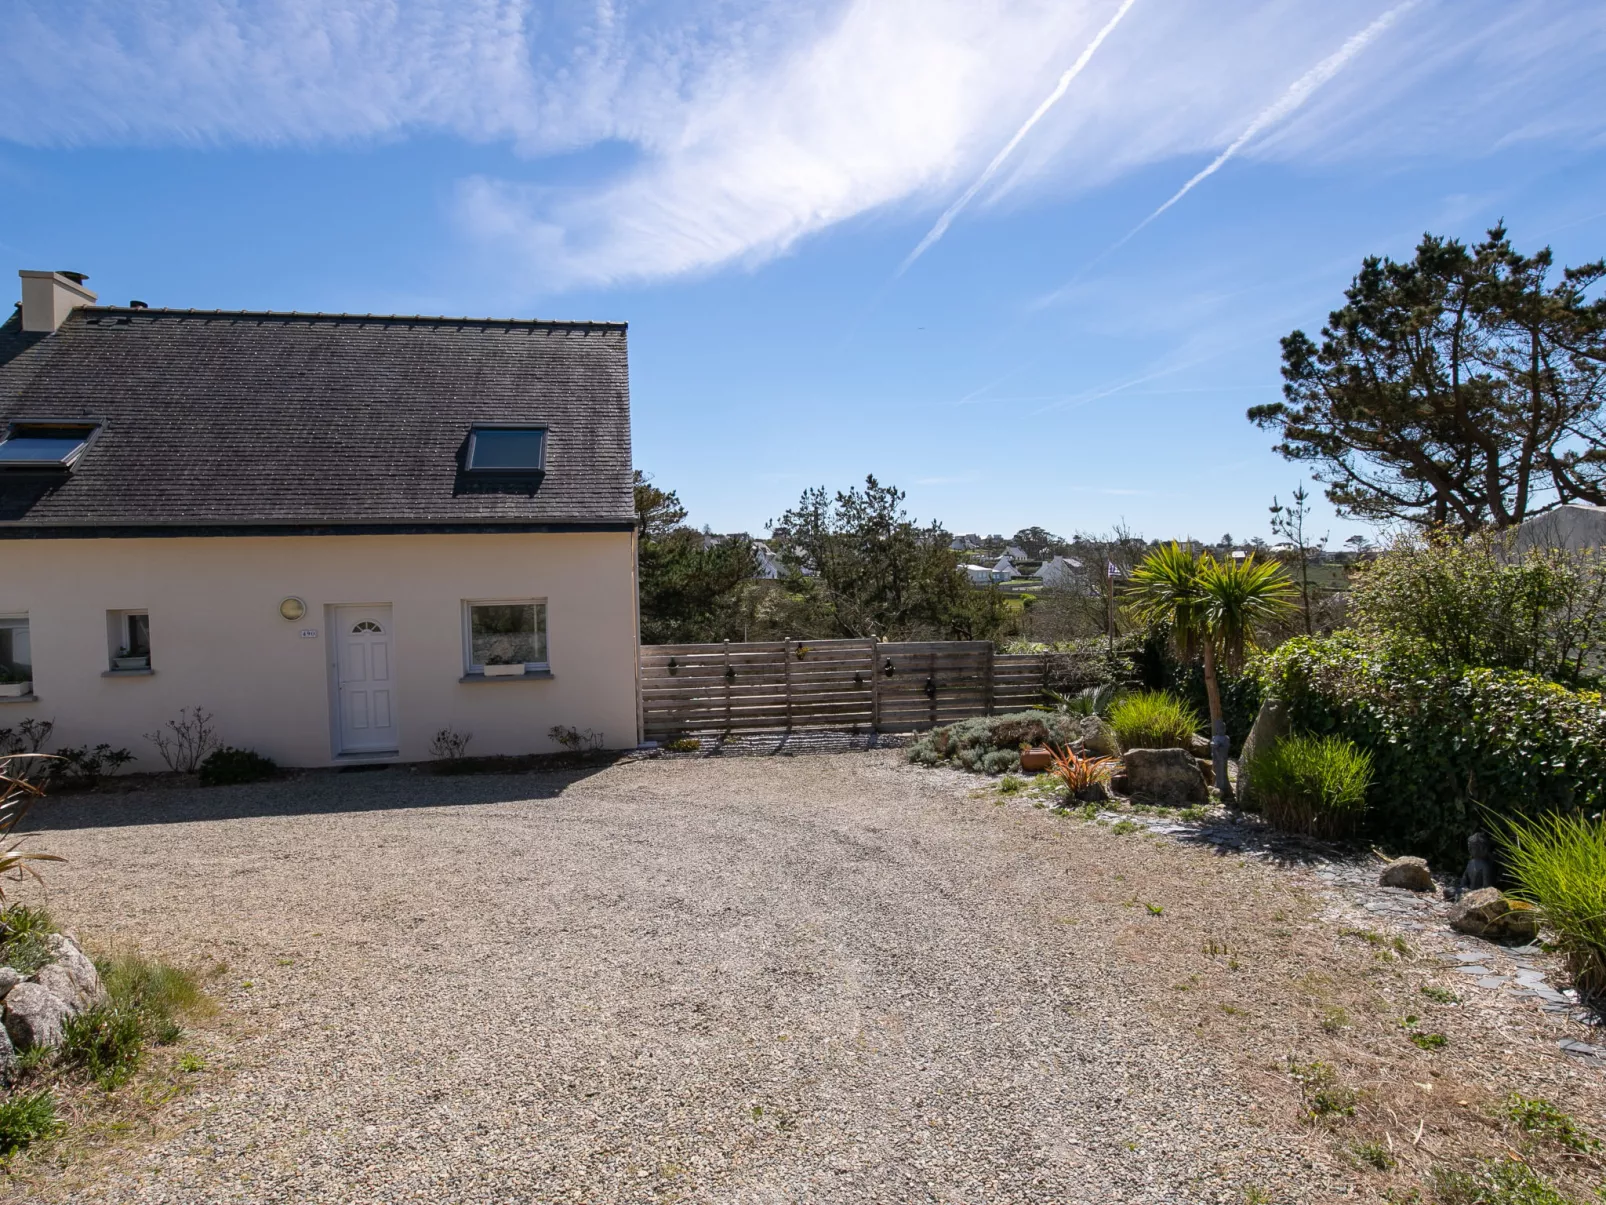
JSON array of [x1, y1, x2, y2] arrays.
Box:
[[17, 752, 1364, 1203]]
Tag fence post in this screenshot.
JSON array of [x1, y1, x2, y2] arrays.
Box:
[[984, 643, 995, 715], [783, 637, 793, 731], [870, 639, 882, 733], [723, 639, 732, 733]]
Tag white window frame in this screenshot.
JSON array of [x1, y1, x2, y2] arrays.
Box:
[[461, 598, 549, 675]]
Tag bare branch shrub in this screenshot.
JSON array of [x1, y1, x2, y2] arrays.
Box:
[[144, 707, 221, 774]]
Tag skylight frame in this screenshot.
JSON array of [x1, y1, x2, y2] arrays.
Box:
[[0, 420, 102, 470], [464, 424, 548, 475]]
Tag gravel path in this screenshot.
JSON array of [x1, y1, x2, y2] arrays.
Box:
[[15, 753, 1389, 1203]]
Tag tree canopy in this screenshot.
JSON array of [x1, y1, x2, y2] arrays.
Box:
[[1250, 225, 1606, 532], [633, 471, 759, 644], [771, 476, 1004, 640]]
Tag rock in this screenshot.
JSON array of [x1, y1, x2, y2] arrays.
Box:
[[0, 1019, 14, 1083], [1189, 733, 1212, 758], [1109, 771, 1130, 796], [0, 967, 20, 997], [4, 982, 72, 1051], [1449, 887, 1541, 943], [30, 934, 103, 1011], [1379, 856, 1434, 892], [1238, 695, 1291, 806], [1076, 716, 1120, 758], [1123, 747, 1208, 806], [1195, 757, 1214, 787]]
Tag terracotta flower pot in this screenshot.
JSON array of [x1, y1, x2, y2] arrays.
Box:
[[1019, 746, 1054, 773]]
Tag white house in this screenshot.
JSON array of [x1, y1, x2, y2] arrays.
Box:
[[1034, 555, 1085, 589], [961, 563, 994, 585], [0, 270, 640, 766], [1514, 502, 1606, 553], [990, 555, 1020, 582], [1004, 544, 1028, 561], [752, 541, 783, 579]]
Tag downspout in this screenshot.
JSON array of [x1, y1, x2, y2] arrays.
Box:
[[632, 526, 643, 746]]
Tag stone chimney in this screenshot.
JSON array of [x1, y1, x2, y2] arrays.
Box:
[[18, 270, 97, 333]]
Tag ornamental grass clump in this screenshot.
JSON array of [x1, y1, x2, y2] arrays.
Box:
[[1107, 691, 1200, 752], [1246, 734, 1373, 840], [1493, 811, 1606, 999]]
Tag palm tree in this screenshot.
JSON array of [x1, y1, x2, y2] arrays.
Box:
[[1126, 544, 1295, 799]]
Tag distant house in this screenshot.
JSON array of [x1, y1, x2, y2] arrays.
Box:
[[1034, 555, 1085, 589], [990, 555, 1020, 582], [949, 533, 984, 553], [1004, 544, 1028, 561], [0, 270, 639, 765], [961, 563, 994, 585], [752, 541, 783, 579], [1514, 502, 1606, 553]]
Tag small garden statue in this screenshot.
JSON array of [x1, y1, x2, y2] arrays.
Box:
[[1457, 831, 1495, 898]]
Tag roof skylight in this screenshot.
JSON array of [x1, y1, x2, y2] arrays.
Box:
[[0, 423, 98, 469], [466, 426, 546, 473]]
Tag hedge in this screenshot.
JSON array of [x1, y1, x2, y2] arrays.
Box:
[[1256, 634, 1606, 864]]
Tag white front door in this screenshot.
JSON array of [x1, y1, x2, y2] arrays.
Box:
[[333, 605, 398, 754]]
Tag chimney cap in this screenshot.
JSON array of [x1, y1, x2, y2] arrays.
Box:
[[57, 271, 88, 285], [129, 299, 148, 309]]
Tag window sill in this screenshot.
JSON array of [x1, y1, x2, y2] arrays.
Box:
[[0, 693, 38, 704], [459, 669, 554, 683], [102, 668, 155, 677]]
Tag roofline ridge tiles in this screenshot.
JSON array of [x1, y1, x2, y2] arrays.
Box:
[[78, 306, 626, 331]]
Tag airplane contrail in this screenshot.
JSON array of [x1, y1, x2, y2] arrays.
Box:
[[1040, 0, 1417, 301], [899, 0, 1140, 273]]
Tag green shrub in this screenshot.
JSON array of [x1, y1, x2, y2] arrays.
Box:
[[907, 711, 1082, 774], [1349, 529, 1606, 688], [1108, 691, 1200, 751], [97, 950, 208, 1027], [62, 1004, 145, 1090], [0, 1090, 57, 1156], [197, 746, 277, 787], [1169, 662, 1262, 755], [1257, 633, 1606, 862], [1493, 812, 1606, 999], [1429, 1158, 1572, 1205], [1243, 734, 1373, 840]]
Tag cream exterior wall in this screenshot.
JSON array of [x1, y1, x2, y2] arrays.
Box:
[[0, 531, 639, 766]]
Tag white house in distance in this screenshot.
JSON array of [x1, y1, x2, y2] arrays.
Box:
[[0, 270, 640, 766], [1514, 502, 1606, 552], [1034, 554, 1085, 589], [991, 554, 1021, 581]]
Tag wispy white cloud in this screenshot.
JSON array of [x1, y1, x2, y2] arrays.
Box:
[[898, 0, 1140, 273], [2, 0, 1603, 291], [1095, 2, 1417, 261]]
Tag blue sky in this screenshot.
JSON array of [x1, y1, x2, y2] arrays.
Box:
[[4, 1, 1605, 545]]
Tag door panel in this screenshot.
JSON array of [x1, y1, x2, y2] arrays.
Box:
[[334, 606, 398, 753]]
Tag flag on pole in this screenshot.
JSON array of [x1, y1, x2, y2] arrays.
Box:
[[1107, 561, 1121, 578]]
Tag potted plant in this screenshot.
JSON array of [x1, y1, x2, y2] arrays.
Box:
[[113, 647, 151, 671], [481, 656, 526, 678], [0, 667, 31, 698]]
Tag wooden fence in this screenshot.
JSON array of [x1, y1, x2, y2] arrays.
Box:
[[639, 638, 1073, 739]]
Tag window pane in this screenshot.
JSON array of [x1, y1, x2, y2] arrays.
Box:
[[125, 614, 151, 656], [469, 428, 544, 471], [0, 618, 30, 677], [470, 603, 547, 666], [0, 436, 88, 465]]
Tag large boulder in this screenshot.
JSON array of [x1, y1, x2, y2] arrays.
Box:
[[1123, 747, 1208, 805], [1076, 716, 1120, 758], [0, 1016, 15, 1083], [4, 982, 73, 1051], [0, 968, 20, 998], [1237, 695, 1291, 806], [1448, 887, 1540, 943], [31, 935, 103, 1012], [1379, 857, 1434, 892]]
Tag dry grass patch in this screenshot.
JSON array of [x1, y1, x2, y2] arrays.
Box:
[[1044, 814, 1606, 1202]]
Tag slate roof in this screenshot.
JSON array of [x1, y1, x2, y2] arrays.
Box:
[[0, 306, 633, 533]]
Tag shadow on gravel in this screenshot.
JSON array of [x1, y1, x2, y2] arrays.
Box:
[[26, 758, 622, 831]]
